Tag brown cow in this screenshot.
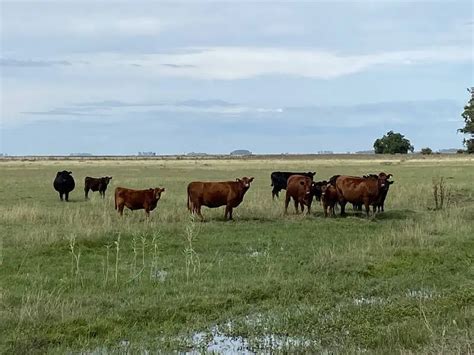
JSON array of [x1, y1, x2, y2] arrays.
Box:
[[334, 174, 391, 217], [321, 183, 338, 217], [285, 175, 314, 214], [84, 176, 112, 199], [352, 173, 394, 212], [114, 187, 165, 217], [187, 177, 254, 221]]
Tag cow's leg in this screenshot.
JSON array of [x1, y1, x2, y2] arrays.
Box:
[[196, 206, 204, 222], [59, 192, 63, 201], [294, 199, 299, 214], [65, 192, 69, 202], [364, 202, 371, 218], [284, 194, 290, 214], [226, 206, 233, 221], [307, 201, 311, 215], [323, 201, 328, 217], [340, 201, 347, 216], [84, 187, 89, 199], [145, 209, 150, 218], [118, 204, 124, 216], [273, 188, 281, 200]]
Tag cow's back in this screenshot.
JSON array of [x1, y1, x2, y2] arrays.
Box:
[[54, 174, 75, 192], [335, 176, 378, 203], [188, 181, 238, 207], [115, 187, 151, 209]]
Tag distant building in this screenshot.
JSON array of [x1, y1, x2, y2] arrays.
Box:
[[138, 152, 156, 156], [230, 149, 252, 156], [187, 152, 208, 157], [69, 153, 93, 156], [438, 148, 460, 154], [355, 150, 375, 155], [317, 151, 334, 154]]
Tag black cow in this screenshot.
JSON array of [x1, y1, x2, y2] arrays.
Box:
[[270, 171, 316, 199], [53, 171, 75, 201], [84, 176, 112, 199]]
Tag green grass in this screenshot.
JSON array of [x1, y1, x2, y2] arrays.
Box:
[[1, 157, 473, 353]]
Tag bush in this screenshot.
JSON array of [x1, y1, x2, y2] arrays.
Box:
[[420, 147, 433, 155]]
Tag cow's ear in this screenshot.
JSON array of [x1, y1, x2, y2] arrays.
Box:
[[68, 171, 72, 174], [249, 177, 254, 182], [387, 174, 393, 178], [109, 176, 113, 180], [161, 188, 165, 192], [388, 181, 394, 185], [236, 178, 241, 182]]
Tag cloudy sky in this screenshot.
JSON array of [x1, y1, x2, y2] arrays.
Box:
[[1, 1, 472, 155]]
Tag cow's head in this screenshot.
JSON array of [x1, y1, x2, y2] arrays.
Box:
[[311, 180, 327, 201], [57, 170, 72, 177], [377, 173, 393, 189], [307, 172, 316, 179], [320, 183, 330, 198], [153, 187, 165, 200], [102, 176, 113, 185], [236, 177, 254, 189]]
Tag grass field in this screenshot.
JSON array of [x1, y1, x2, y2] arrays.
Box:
[[1, 156, 473, 353]]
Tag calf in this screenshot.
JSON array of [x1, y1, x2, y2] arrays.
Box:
[[285, 175, 314, 214], [321, 183, 338, 217], [114, 187, 165, 217], [84, 176, 112, 199], [187, 177, 254, 221], [311, 180, 328, 202], [271, 171, 315, 199], [334, 174, 391, 217], [53, 171, 75, 201]]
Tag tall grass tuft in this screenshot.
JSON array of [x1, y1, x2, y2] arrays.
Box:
[[68, 235, 82, 286], [114, 234, 121, 285], [184, 216, 201, 282], [432, 176, 451, 210]]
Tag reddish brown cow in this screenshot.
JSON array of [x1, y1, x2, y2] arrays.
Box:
[[114, 187, 165, 217], [321, 183, 338, 217], [334, 174, 391, 217], [285, 175, 314, 214], [187, 177, 254, 221]]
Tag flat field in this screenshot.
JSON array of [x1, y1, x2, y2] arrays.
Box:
[[1, 156, 473, 353]]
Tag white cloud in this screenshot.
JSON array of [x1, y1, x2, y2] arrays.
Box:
[[74, 46, 472, 80]]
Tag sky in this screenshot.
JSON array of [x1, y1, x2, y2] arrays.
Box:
[[0, 0, 473, 155]]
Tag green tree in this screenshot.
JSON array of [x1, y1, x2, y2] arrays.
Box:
[[421, 147, 433, 155], [373, 130, 414, 154], [458, 88, 474, 153]]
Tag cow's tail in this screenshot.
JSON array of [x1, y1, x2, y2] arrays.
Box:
[[114, 190, 117, 210], [187, 187, 192, 212]]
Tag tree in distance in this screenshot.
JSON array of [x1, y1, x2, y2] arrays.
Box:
[[373, 130, 414, 154], [458, 88, 474, 153], [421, 147, 433, 155]]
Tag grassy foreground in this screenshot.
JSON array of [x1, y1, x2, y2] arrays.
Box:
[[0, 157, 473, 353]]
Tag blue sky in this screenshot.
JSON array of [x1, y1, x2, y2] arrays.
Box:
[[1, 1, 472, 155]]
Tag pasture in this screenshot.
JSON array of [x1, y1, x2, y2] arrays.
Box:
[[1, 156, 473, 353]]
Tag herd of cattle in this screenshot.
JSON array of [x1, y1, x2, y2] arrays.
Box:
[[53, 170, 394, 220]]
